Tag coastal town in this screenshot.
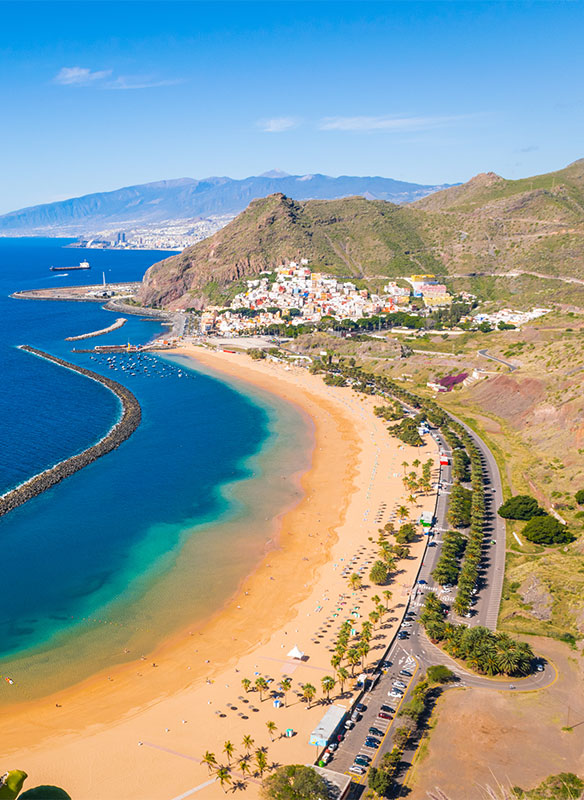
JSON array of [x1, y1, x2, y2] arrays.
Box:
[[200, 263, 456, 335]]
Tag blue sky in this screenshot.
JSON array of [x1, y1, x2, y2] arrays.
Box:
[[0, 0, 582, 213]]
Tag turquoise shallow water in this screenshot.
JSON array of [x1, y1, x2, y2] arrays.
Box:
[[0, 240, 311, 700]]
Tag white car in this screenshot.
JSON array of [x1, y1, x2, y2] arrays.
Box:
[[349, 765, 366, 775], [393, 680, 407, 689], [388, 689, 403, 698]]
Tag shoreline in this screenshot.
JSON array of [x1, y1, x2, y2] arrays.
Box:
[[0, 346, 141, 518], [1, 345, 439, 800]]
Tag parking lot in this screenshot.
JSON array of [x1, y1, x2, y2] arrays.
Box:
[[323, 644, 420, 779]]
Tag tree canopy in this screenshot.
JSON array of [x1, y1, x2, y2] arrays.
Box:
[[522, 515, 574, 545], [261, 765, 331, 800], [498, 494, 546, 520]]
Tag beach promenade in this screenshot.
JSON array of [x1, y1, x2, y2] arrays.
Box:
[[1, 346, 439, 800]]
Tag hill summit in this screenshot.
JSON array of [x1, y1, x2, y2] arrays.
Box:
[[139, 159, 584, 309]]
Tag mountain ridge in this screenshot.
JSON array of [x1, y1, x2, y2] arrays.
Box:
[[0, 172, 454, 236], [138, 159, 584, 309]]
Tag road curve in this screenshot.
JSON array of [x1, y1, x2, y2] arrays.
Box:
[[478, 348, 518, 372]]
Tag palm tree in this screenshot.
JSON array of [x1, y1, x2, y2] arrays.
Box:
[[321, 675, 336, 702], [346, 647, 360, 676], [242, 734, 254, 754], [280, 677, 292, 706], [238, 758, 250, 778], [371, 594, 381, 607], [254, 749, 268, 777], [412, 458, 421, 471], [241, 677, 251, 693], [201, 751, 217, 774], [369, 610, 380, 628], [215, 766, 232, 794], [223, 740, 234, 763], [349, 573, 362, 590], [383, 589, 393, 609], [407, 493, 417, 507], [402, 460, 409, 475], [397, 504, 409, 520], [337, 667, 349, 694], [255, 676, 268, 701], [358, 641, 370, 669], [301, 682, 317, 708], [266, 720, 277, 741]]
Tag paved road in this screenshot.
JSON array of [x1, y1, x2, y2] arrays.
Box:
[[322, 382, 543, 793], [478, 348, 518, 372], [445, 412, 506, 631]]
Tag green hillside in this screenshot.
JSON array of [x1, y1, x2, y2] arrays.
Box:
[[139, 159, 584, 309]]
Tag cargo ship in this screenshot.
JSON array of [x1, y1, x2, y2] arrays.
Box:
[[50, 260, 90, 272]]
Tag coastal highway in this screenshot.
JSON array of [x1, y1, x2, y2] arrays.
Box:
[[328, 414, 528, 792]]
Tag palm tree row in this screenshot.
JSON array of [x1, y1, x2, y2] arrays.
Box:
[[420, 593, 534, 676], [201, 738, 272, 793]]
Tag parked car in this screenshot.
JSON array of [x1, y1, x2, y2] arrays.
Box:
[[428, 541, 437, 547], [354, 755, 371, 766], [380, 705, 394, 713], [393, 680, 407, 689], [326, 743, 338, 752], [364, 738, 380, 749], [417, 579, 427, 585], [536, 663, 545, 672], [356, 703, 367, 712], [377, 711, 392, 720], [388, 689, 403, 698], [349, 765, 366, 775], [320, 752, 332, 765], [398, 631, 409, 639], [368, 727, 384, 737], [344, 719, 355, 729], [399, 670, 412, 677], [401, 622, 413, 627], [381, 661, 391, 669]]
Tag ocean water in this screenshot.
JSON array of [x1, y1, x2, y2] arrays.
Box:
[[0, 239, 311, 699]]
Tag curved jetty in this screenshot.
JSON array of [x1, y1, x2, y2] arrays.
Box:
[[0, 346, 141, 518], [65, 317, 127, 341]]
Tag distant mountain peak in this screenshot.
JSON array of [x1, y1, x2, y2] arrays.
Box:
[[258, 169, 291, 178], [0, 171, 454, 236]]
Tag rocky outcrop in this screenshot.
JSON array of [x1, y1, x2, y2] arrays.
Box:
[[0, 347, 141, 517], [519, 575, 553, 621]]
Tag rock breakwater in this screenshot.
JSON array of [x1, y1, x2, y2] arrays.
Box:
[[0, 346, 141, 518], [65, 317, 127, 341]]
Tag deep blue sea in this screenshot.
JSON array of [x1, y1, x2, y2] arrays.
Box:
[[0, 239, 310, 699]]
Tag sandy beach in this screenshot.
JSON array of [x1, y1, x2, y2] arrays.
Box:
[[1, 345, 439, 799]]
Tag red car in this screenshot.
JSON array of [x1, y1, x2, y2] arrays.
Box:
[[377, 711, 391, 720]]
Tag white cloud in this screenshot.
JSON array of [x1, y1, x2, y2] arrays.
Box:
[[257, 117, 301, 133], [106, 75, 183, 91], [53, 67, 180, 91], [318, 114, 471, 132], [54, 67, 112, 86]]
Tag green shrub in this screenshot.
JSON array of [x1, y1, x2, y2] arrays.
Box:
[[575, 489, 584, 505], [498, 495, 546, 520], [369, 561, 389, 585], [522, 515, 574, 545], [427, 665, 456, 684]]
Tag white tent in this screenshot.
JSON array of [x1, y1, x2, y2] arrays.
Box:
[[287, 645, 305, 660]]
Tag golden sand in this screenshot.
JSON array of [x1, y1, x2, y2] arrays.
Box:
[[1, 346, 438, 799]]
